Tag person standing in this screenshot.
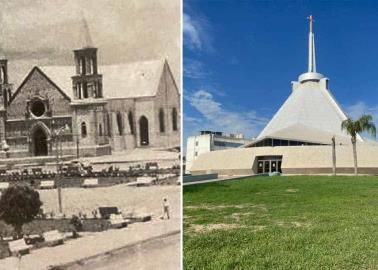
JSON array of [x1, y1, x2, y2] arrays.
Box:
[[162, 197, 170, 220]]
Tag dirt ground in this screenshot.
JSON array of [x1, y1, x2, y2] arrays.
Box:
[[0, 184, 181, 270], [39, 184, 181, 218]]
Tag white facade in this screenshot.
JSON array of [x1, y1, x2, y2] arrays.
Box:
[[190, 16, 378, 176], [249, 15, 362, 147], [186, 131, 252, 173]]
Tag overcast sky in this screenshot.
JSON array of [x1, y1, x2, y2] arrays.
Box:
[[0, 0, 180, 86]]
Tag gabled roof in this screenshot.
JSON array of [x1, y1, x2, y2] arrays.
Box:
[[255, 80, 361, 145], [9, 66, 72, 104], [37, 59, 166, 100]]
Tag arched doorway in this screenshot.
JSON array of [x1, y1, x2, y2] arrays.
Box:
[[139, 116, 149, 146], [33, 127, 48, 156]]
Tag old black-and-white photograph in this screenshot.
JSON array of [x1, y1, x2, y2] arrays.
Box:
[[0, 0, 181, 269]]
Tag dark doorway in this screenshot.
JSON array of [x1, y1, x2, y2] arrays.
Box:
[[33, 127, 48, 156], [139, 116, 149, 146], [256, 155, 283, 174]]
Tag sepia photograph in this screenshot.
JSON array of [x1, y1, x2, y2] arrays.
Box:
[[0, 0, 181, 269], [6, 0, 378, 269]]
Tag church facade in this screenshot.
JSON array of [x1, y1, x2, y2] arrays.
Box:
[[0, 45, 180, 158], [190, 16, 378, 176]]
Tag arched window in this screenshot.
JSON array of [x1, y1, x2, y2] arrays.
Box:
[[139, 116, 149, 145], [172, 108, 178, 131], [81, 122, 87, 138], [116, 112, 123, 135], [81, 57, 86, 75], [128, 111, 135, 135], [99, 123, 103, 136], [83, 82, 88, 98], [159, 108, 165, 133]]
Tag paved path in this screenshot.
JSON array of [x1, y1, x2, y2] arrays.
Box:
[[183, 175, 252, 186], [68, 233, 180, 270], [0, 218, 180, 270]]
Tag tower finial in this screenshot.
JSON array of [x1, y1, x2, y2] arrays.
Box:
[[307, 15, 316, 73], [307, 15, 314, 33], [298, 15, 324, 82]]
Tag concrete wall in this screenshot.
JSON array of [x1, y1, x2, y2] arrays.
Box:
[[186, 134, 211, 173], [190, 143, 378, 176]]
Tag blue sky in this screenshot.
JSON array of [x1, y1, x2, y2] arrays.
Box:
[[184, 0, 378, 153]]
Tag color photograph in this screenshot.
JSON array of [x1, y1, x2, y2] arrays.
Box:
[[183, 1, 378, 269]]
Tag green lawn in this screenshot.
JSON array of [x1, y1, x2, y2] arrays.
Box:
[[184, 176, 378, 270]]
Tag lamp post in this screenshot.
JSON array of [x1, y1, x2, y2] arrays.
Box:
[[1, 140, 9, 158], [53, 123, 70, 214], [76, 134, 80, 159]]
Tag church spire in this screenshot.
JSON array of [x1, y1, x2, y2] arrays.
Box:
[[298, 15, 324, 83], [79, 12, 94, 48], [307, 15, 316, 73]]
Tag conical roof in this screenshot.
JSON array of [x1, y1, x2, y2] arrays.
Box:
[[255, 80, 360, 144], [253, 16, 362, 145], [79, 14, 94, 48]]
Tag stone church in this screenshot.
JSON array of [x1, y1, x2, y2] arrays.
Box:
[[0, 44, 180, 158]]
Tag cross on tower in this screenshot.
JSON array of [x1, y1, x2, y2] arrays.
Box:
[[307, 15, 314, 33]]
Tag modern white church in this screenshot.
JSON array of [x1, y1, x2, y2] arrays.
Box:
[[190, 16, 378, 176]]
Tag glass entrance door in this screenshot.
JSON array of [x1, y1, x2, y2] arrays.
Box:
[[264, 161, 270, 173], [271, 161, 277, 172], [257, 161, 263, 174], [256, 156, 283, 174]]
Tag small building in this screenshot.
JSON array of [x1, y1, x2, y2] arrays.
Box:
[[186, 131, 252, 173]]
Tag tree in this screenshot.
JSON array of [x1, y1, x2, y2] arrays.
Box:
[[341, 114, 376, 175], [0, 185, 43, 239]]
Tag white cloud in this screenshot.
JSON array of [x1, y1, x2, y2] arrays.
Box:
[[184, 58, 208, 79], [183, 13, 202, 50], [345, 101, 378, 139], [185, 90, 268, 138], [345, 101, 378, 122], [183, 12, 213, 52]]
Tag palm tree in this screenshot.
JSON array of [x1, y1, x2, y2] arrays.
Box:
[[331, 136, 336, 175], [341, 114, 376, 175]]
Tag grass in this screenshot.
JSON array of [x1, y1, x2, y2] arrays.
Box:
[[184, 175, 378, 270]]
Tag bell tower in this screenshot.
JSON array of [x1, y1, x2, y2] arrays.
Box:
[[72, 47, 103, 99], [70, 16, 109, 154]]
